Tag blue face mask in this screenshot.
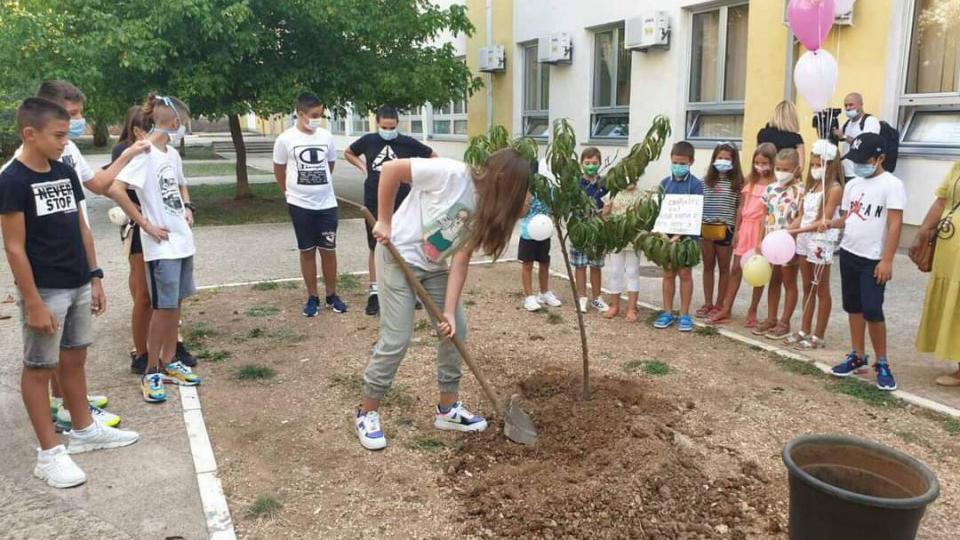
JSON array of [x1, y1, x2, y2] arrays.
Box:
[[713, 159, 734, 173], [853, 163, 877, 178], [846, 109, 859, 119], [68, 118, 86, 139], [379, 129, 398, 141], [671, 163, 690, 178]]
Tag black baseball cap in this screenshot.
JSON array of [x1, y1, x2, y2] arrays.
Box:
[[845, 133, 885, 164]]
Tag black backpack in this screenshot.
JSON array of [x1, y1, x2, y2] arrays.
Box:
[[844, 114, 900, 173]]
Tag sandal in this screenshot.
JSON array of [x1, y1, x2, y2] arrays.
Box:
[[706, 312, 731, 325], [765, 324, 791, 340], [744, 315, 758, 328], [694, 304, 714, 318], [752, 320, 776, 336], [783, 332, 807, 346], [796, 335, 825, 350]]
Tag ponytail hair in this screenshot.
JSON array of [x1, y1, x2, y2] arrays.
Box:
[[118, 105, 147, 146], [142, 91, 190, 130]]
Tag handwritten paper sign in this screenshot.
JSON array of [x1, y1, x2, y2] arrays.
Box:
[[653, 194, 704, 236]]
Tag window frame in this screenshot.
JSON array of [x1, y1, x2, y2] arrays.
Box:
[[399, 107, 426, 140], [428, 98, 468, 141], [522, 41, 550, 140], [684, 2, 749, 144], [349, 107, 369, 136], [896, 0, 960, 156], [590, 24, 631, 142]]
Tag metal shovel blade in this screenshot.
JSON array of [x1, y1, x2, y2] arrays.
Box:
[[503, 394, 537, 445]]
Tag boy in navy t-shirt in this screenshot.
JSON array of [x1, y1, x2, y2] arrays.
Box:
[[571, 147, 609, 313], [0, 98, 139, 489]]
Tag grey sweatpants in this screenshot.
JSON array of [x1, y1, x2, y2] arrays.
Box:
[[363, 245, 467, 400]]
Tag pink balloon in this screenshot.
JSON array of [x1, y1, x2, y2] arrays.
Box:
[[740, 249, 756, 269], [787, 0, 836, 52], [761, 230, 797, 266]]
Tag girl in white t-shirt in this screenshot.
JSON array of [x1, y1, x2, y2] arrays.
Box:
[[355, 149, 532, 451]]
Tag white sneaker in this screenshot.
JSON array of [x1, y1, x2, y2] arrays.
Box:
[[592, 298, 610, 312], [34, 445, 86, 488], [578, 297, 588, 313], [538, 291, 562, 307], [55, 404, 121, 432], [65, 421, 139, 454], [434, 401, 488, 432], [356, 410, 387, 450], [522, 295, 542, 312]]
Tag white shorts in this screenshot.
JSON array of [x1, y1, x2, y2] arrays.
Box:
[[799, 231, 839, 265]]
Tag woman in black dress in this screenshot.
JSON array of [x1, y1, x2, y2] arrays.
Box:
[[757, 100, 806, 169]]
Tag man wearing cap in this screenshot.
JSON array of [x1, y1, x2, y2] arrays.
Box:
[[834, 93, 881, 180], [824, 132, 906, 392]]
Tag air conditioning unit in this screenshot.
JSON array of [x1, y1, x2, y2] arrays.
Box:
[[784, 0, 856, 26], [537, 32, 572, 64], [478, 46, 506, 73], [624, 12, 670, 51]]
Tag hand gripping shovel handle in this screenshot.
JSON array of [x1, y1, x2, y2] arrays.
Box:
[[361, 208, 505, 418]]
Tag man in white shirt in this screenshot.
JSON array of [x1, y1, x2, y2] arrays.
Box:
[[834, 92, 881, 180], [273, 93, 347, 317]]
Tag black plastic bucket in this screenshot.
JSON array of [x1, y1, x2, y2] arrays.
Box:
[[782, 434, 939, 540]]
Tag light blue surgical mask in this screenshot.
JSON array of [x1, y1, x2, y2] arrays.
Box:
[[853, 163, 877, 178], [713, 159, 733, 173], [671, 163, 690, 178], [379, 129, 398, 141], [68, 118, 86, 139], [846, 109, 859, 120]]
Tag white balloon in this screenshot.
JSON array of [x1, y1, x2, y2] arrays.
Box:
[[527, 214, 553, 241], [108, 206, 129, 226], [834, 0, 855, 17], [794, 50, 838, 112]]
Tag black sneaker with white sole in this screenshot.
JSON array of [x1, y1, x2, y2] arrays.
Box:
[[365, 294, 379, 316]]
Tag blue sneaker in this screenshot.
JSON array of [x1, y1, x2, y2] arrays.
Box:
[[677, 315, 694, 332], [356, 410, 386, 450], [831, 351, 869, 377], [653, 312, 675, 329], [303, 296, 321, 317], [434, 401, 488, 432], [874, 360, 897, 391], [326, 294, 347, 314]]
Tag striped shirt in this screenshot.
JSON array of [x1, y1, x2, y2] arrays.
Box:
[[703, 177, 740, 227]]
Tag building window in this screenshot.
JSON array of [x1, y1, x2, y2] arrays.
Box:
[[899, 0, 960, 151], [523, 42, 550, 138], [591, 25, 631, 139], [431, 96, 468, 138], [685, 3, 749, 142], [399, 107, 425, 138], [329, 112, 346, 135], [350, 108, 369, 135]]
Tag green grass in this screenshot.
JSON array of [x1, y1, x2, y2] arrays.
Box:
[[328, 373, 412, 407], [247, 495, 282, 518], [251, 280, 297, 291], [180, 146, 226, 160], [694, 325, 719, 337], [829, 378, 903, 409], [197, 349, 231, 363], [942, 417, 960, 435], [408, 436, 446, 453], [622, 359, 669, 376], [246, 327, 265, 339], [771, 355, 824, 377], [546, 312, 563, 325], [245, 305, 280, 317], [235, 364, 276, 381], [414, 319, 431, 332], [464, 299, 477, 307], [337, 273, 363, 292], [184, 321, 216, 349], [188, 182, 363, 226], [182, 162, 261, 178]]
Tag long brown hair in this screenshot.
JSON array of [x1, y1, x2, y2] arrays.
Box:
[[117, 105, 146, 147], [747, 143, 778, 186], [466, 148, 532, 259], [704, 142, 744, 192]]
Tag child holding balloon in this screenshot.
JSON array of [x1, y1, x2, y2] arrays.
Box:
[[787, 141, 844, 349], [708, 143, 778, 326], [519, 196, 562, 312], [755, 148, 803, 340], [601, 180, 645, 321]]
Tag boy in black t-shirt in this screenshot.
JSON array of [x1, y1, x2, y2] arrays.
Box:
[[0, 98, 139, 489], [345, 106, 435, 316]]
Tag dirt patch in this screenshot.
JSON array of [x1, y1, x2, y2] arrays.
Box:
[[188, 262, 960, 539]]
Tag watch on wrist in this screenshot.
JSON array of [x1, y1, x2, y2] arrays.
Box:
[[90, 268, 104, 280]]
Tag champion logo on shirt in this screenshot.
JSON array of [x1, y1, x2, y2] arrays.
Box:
[[294, 145, 330, 185]]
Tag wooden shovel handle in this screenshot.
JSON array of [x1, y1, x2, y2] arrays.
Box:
[[361, 208, 504, 417]]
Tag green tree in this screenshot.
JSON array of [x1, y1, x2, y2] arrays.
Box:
[[0, 0, 480, 197], [467, 117, 673, 399]]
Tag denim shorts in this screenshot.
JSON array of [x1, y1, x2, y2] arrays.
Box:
[[146, 256, 197, 310], [19, 284, 94, 368]]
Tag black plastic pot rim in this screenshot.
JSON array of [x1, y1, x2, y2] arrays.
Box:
[[782, 434, 940, 511]]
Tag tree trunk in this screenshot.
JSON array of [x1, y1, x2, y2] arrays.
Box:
[[556, 222, 590, 400], [228, 113, 252, 200], [93, 121, 109, 148]]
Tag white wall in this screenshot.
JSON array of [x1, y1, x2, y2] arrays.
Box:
[[513, 0, 714, 188]]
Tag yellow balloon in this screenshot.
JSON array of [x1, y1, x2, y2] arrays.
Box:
[[743, 255, 773, 287]]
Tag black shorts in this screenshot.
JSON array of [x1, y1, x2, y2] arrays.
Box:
[[120, 223, 143, 256], [288, 204, 338, 251], [839, 250, 886, 322], [363, 183, 412, 250], [518, 238, 551, 264]]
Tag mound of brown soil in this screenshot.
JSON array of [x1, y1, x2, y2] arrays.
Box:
[[444, 369, 785, 539]]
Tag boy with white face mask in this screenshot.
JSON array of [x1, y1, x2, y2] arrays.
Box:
[[272, 93, 345, 317], [344, 105, 436, 316]]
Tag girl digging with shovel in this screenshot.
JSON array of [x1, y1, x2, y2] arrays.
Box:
[[356, 150, 532, 451]]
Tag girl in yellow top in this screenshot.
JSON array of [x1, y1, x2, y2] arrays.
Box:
[[913, 161, 960, 386]]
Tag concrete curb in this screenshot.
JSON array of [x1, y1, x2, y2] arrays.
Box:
[[543, 266, 960, 420]]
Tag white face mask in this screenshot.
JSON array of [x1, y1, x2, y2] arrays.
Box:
[[307, 118, 323, 130], [157, 124, 186, 145], [810, 167, 825, 181], [774, 171, 794, 185]]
